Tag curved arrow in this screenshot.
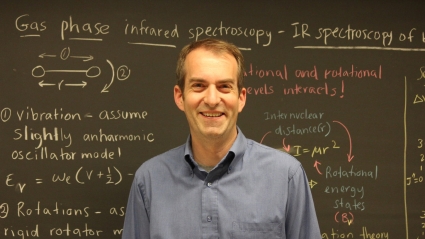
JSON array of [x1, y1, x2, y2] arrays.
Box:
[[313, 160, 322, 175], [282, 138, 291, 152], [333, 120, 354, 162], [102, 59, 115, 93], [260, 131, 271, 144]]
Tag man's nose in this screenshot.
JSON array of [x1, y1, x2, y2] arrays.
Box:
[[204, 85, 220, 107]]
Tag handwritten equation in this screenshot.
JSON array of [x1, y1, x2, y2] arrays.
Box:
[[4, 165, 131, 193]]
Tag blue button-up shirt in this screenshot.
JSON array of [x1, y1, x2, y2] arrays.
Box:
[[122, 129, 321, 239]]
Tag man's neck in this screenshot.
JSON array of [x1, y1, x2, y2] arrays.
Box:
[[191, 133, 237, 167]]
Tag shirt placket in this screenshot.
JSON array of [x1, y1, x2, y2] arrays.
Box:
[[201, 180, 219, 239]]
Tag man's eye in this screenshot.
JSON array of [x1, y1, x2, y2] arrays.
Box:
[[219, 84, 232, 92], [192, 84, 205, 90]]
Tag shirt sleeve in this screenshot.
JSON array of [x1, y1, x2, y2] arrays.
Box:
[[285, 164, 321, 239], [122, 175, 150, 239]]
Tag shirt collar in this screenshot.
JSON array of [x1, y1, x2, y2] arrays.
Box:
[[184, 127, 247, 180]]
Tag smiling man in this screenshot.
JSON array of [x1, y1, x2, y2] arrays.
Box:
[[122, 38, 321, 239]]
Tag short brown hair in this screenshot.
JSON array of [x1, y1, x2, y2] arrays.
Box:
[[176, 38, 245, 94]]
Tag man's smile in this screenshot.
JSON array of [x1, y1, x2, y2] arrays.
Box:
[[201, 112, 224, 117]]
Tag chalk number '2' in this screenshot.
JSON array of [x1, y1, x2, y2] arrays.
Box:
[[0, 203, 9, 218]]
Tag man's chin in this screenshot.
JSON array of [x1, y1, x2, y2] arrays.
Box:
[[203, 131, 222, 138], [201, 128, 225, 139]]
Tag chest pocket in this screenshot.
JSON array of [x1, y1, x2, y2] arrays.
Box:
[[231, 222, 282, 239]]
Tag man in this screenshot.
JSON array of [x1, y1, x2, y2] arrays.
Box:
[[122, 38, 321, 239]]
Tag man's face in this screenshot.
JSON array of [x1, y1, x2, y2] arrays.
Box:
[[174, 48, 246, 142]]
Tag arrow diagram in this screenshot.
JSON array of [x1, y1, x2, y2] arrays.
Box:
[[32, 65, 101, 78], [39, 52, 93, 61], [282, 138, 291, 152], [102, 59, 115, 93], [313, 160, 322, 175], [260, 131, 272, 144], [38, 80, 87, 90], [65, 81, 87, 88], [39, 53, 57, 58], [333, 120, 354, 162], [70, 55, 94, 62], [38, 80, 56, 87]]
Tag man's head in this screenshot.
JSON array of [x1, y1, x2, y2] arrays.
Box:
[[176, 38, 245, 96], [174, 38, 246, 142]]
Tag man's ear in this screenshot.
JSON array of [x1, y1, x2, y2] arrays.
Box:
[[238, 87, 247, 113], [174, 85, 185, 111]]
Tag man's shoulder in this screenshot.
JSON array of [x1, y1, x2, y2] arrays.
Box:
[[245, 138, 301, 176], [246, 138, 299, 162], [135, 144, 186, 176]]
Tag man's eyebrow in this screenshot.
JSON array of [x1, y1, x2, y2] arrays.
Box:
[[216, 79, 236, 84], [187, 78, 236, 85], [187, 78, 206, 83]]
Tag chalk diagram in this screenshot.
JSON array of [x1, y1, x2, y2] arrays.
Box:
[[32, 47, 131, 93]]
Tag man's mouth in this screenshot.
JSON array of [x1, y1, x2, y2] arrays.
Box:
[[201, 112, 224, 117]]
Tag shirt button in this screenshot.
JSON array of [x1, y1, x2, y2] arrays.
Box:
[[207, 182, 212, 187], [207, 216, 212, 222]]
